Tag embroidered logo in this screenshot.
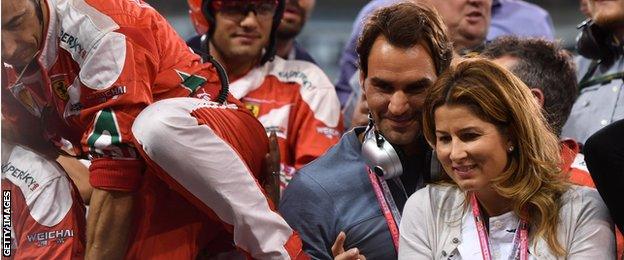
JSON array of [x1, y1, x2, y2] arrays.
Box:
[[175, 70, 207, 94], [51, 78, 69, 101], [27, 229, 74, 247], [85, 86, 127, 103], [59, 29, 87, 60], [245, 103, 260, 117], [1, 162, 40, 191]]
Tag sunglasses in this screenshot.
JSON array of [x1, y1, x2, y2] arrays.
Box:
[[212, 0, 278, 21]]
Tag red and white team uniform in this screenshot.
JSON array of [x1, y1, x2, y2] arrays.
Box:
[[1, 0, 306, 258], [229, 57, 343, 187], [1, 142, 86, 259]]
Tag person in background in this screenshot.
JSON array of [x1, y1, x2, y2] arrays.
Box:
[[482, 36, 624, 257], [481, 37, 586, 185], [487, 0, 555, 41], [400, 58, 615, 259], [580, 0, 593, 19], [187, 0, 342, 189], [275, 0, 317, 63], [562, 0, 624, 144], [280, 2, 453, 259]]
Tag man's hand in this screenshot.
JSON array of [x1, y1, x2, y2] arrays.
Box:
[[86, 188, 134, 260], [331, 231, 367, 260], [264, 130, 281, 207], [57, 155, 92, 204]]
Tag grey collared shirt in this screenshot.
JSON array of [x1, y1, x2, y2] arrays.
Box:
[[562, 57, 624, 144]]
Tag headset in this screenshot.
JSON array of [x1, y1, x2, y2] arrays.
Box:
[[188, 0, 285, 65], [361, 115, 404, 180], [361, 114, 443, 182], [577, 19, 624, 90]]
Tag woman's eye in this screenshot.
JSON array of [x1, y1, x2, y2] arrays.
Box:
[[460, 132, 480, 141]]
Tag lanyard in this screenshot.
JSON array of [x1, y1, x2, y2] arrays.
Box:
[[470, 193, 529, 260], [367, 166, 401, 251]]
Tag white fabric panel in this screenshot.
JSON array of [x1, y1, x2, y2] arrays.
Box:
[[269, 58, 341, 128], [1, 143, 73, 227], [132, 97, 293, 259], [257, 104, 291, 139], [229, 57, 341, 128]]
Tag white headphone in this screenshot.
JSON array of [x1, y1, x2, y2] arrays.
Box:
[[361, 115, 404, 180], [361, 115, 443, 182]]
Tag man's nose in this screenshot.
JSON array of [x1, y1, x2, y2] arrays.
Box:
[[240, 11, 260, 29], [1, 33, 17, 61], [388, 91, 409, 116]]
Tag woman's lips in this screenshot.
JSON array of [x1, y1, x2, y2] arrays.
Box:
[[453, 165, 476, 178]]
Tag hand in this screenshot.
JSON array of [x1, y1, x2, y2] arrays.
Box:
[[331, 231, 367, 260], [264, 130, 281, 207]]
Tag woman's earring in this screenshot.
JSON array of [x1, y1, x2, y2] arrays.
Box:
[[508, 146, 514, 152]]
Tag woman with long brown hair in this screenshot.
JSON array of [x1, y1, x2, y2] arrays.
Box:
[[399, 58, 615, 259]]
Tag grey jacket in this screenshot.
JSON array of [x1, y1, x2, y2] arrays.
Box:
[[399, 185, 615, 259]]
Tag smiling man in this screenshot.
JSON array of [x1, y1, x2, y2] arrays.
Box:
[[187, 0, 342, 189], [279, 2, 453, 259]]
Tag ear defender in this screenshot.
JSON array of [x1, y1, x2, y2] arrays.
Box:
[[361, 115, 404, 180]]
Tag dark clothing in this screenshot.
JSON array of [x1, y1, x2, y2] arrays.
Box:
[[584, 119, 624, 234], [279, 127, 430, 259]]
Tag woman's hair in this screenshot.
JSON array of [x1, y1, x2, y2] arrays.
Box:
[[422, 58, 569, 255]]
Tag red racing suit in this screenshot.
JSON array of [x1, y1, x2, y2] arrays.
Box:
[[1, 0, 306, 258], [229, 57, 343, 188], [1, 142, 86, 259]]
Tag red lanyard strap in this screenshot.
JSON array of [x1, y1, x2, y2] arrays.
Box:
[[470, 193, 529, 260], [367, 167, 401, 251]]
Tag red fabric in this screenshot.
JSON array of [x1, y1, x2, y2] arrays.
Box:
[[2, 174, 86, 259], [1, 0, 223, 191], [125, 106, 306, 259], [560, 139, 595, 188], [237, 74, 343, 170], [89, 158, 144, 192]]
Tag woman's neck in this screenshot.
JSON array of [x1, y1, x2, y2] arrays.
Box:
[[474, 188, 513, 217]]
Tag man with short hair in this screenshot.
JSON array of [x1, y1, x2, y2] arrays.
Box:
[[187, 0, 343, 188], [279, 2, 453, 259], [482, 36, 624, 257], [562, 0, 624, 144], [342, 0, 493, 130], [481, 37, 587, 186], [275, 0, 317, 63]]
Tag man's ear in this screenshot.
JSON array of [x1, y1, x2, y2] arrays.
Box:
[[359, 70, 366, 92], [530, 88, 545, 107]]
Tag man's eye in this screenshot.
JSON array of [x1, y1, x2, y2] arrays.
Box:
[[256, 3, 276, 15], [373, 84, 393, 93], [6, 17, 23, 29], [436, 135, 451, 143]]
